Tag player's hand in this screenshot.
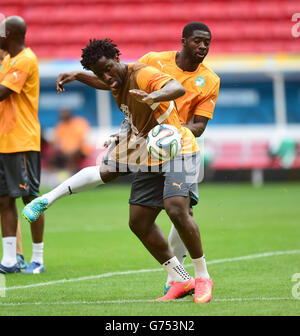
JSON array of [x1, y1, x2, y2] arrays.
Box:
[[103, 134, 119, 148], [129, 89, 155, 106], [56, 71, 79, 93]]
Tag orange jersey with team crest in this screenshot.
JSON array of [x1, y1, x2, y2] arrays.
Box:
[[138, 51, 220, 123]]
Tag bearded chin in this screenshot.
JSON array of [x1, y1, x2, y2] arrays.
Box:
[[193, 53, 204, 63]]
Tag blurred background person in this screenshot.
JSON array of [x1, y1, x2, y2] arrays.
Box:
[[48, 108, 92, 174]]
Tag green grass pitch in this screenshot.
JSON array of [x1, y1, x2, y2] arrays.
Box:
[[0, 183, 299, 316]]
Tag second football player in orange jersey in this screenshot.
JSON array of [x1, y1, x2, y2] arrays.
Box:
[[136, 22, 220, 298]]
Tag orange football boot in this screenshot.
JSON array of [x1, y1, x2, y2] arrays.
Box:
[[156, 278, 195, 301], [194, 278, 214, 303]]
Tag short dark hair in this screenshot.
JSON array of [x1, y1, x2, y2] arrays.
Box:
[[81, 38, 121, 70], [182, 22, 211, 39]]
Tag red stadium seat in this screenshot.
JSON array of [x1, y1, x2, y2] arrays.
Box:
[[211, 143, 243, 170], [246, 142, 272, 169], [0, 6, 22, 17]]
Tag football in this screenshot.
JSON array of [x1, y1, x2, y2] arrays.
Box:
[[147, 124, 182, 161]]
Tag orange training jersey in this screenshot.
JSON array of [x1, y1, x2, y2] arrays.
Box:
[[109, 63, 198, 166], [0, 48, 40, 153], [139, 51, 220, 124]]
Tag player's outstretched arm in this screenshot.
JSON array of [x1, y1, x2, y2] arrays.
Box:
[[129, 79, 185, 106], [56, 71, 109, 93]]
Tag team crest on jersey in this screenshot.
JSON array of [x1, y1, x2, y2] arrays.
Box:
[[195, 76, 206, 87]]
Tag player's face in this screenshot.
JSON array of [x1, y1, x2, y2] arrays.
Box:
[[184, 30, 211, 62], [90, 56, 125, 90]]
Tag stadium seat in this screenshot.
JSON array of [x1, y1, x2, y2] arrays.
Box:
[[211, 143, 243, 170], [246, 142, 272, 169], [292, 142, 300, 168], [0, 6, 22, 17]]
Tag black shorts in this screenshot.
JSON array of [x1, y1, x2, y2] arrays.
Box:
[[0, 151, 41, 198], [129, 154, 200, 208]]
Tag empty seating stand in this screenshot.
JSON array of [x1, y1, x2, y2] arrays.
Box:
[[210, 140, 300, 185], [0, 0, 299, 59]]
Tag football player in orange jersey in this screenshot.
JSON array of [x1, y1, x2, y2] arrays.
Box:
[[53, 22, 218, 302], [24, 38, 214, 302], [0, 43, 27, 270], [0, 16, 45, 274], [135, 22, 219, 295]]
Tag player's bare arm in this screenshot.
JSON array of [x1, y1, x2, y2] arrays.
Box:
[[0, 84, 13, 101], [56, 71, 109, 93], [129, 79, 185, 106], [183, 115, 209, 138]]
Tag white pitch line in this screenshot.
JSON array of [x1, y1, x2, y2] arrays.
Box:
[[0, 297, 297, 307], [5, 249, 300, 291], [206, 250, 300, 265]]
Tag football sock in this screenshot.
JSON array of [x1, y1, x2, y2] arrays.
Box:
[[43, 166, 103, 206], [166, 225, 188, 285], [191, 255, 210, 280], [162, 256, 191, 283], [31, 242, 44, 264], [1, 237, 17, 267]]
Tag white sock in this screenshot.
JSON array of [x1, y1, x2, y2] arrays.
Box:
[[162, 256, 191, 283], [192, 255, 210, 280], [31, 242, 44, 264], [1, 237, 17, 267], [43, 166, 103, 206], [166, 225, 188, 285]]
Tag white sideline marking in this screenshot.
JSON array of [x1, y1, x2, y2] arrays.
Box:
[[0, 297, 297, 307], [5, 249, 300, 291]]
